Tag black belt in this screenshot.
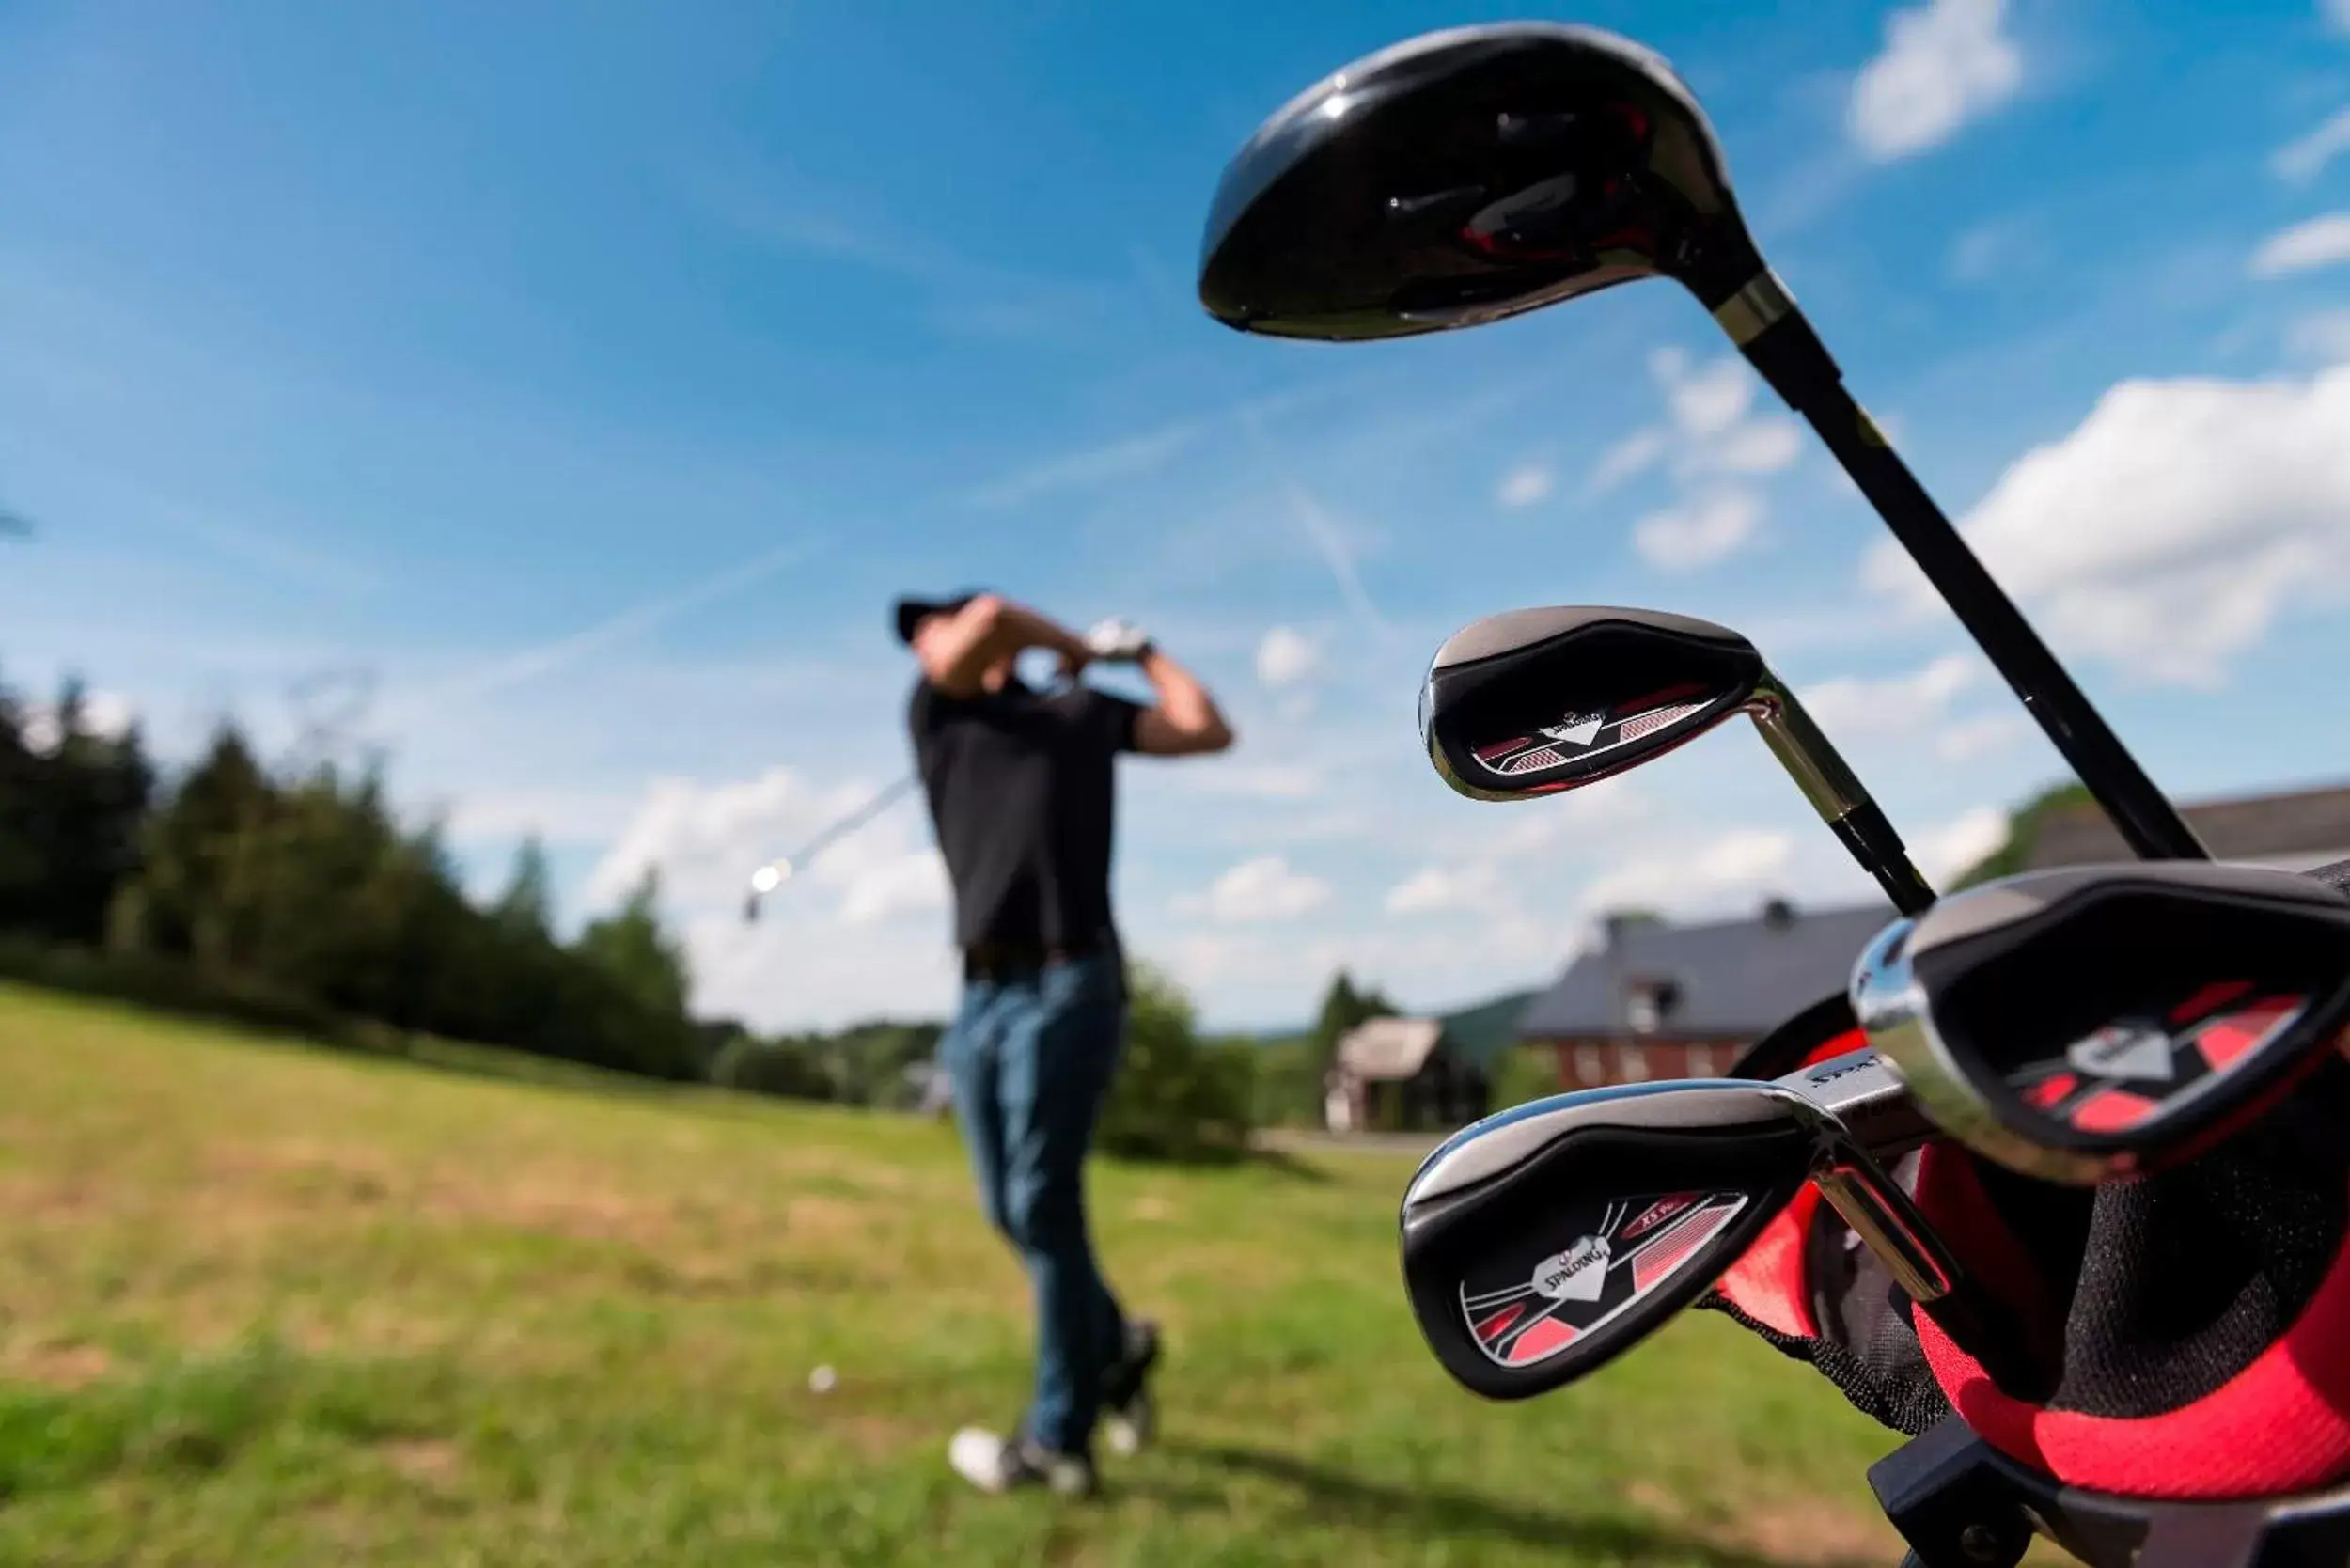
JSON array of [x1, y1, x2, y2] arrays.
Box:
[[963, 934, 1107, 981]]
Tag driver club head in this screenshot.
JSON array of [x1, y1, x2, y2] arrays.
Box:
[[1851, 862, 2350, 1184], [1419, 605, 1936, 914], [1198, 23, 1777, 342]]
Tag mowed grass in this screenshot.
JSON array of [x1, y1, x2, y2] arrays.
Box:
[[0, 984, 1918, 1567]]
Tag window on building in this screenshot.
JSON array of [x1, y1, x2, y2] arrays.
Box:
[[1574, 1045, 1605, 1084], [1620, 1045, 1649, 1082], [1623, 976, 1683, 1036], [1686, 1045, 1715, 1077]]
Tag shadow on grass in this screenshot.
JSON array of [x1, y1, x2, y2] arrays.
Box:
[[1238, 1146, 1334, 1184], [1152, 1441, 1872, 1568]]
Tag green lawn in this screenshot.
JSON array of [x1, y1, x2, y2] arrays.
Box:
[[0, 982, 1921, 1567]]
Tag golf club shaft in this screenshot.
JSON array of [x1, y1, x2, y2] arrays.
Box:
[[1782, 1052, 2058, 1398], [791, 773, 916, 865], [1739, 311, 2206, 864], [1749, 679, 1936, 916], [749, 773, 918, 892]]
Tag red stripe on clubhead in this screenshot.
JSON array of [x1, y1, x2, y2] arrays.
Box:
[[2196, 996, 2305, 1072], [1506, 1316, 1577, 1365], [2170, 979, 2254, 1027], [1632, 1204, 1735, 1293], [2072, 1087, 2162, 1134], [1475, 1304, 1524, 1343], [2023, 1073, 2078, 1109]]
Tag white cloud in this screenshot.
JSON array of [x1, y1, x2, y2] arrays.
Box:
[[1917, 806, 2011, 884], [578, 766, 959, 1029], [1385, 863, 1504, 917], [588, 766, 947, 929], [1496, 463, 1556, 509], [1935, 713, 2030, 763], [1848, 0, 2025, 162], [1635, 490, 1763, 572], [1577, 828, 1798, 917], [2249, 213, 2350, 279], [2288, 309, 2350, 365], [1799, 654, 1976, 740], [1614, 353, 1799, 567], [1172, 761, 1324, 801], [1667, 356, 1757, 438], [1794, 654, 2028, 762], [1175, 855, 1331, 924], [1707, 416, 1805, 477], [18, 689, 136, 752], [443, 786, 640, 845], [1586, 428, 1669, 494], [1254, 626, 1322, 688], [1862, 365, 2350, 685], [2329, 0, 2350, 36], [2274, 108, 2350, 183]]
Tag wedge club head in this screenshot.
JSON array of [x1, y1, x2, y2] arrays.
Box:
[[1852, 862, 2350, 1184], [1419, 605, 1935, 915], [1395, 1051, 2056, 1402]]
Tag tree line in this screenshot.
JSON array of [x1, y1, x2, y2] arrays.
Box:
[[0, 662, 1257, 1156], [1, 668, 704, 1078]]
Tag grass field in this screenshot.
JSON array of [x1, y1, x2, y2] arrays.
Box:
[[0, 982, 1930, 1567]]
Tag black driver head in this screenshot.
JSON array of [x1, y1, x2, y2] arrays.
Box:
[[1198, 23, 1765, 341], [1852, 862, 2350, 1184], [1399, 1078, 1824, 1400], [1418, 606, 1765, 802]]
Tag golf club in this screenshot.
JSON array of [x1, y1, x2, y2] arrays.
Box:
[[1419, 604, 1935, 916], [1401, 1048, 2052, 1402], [1197, 22, 2206, 865], [1851, 861, 2350, 1185], [743, 774, 918, 923]]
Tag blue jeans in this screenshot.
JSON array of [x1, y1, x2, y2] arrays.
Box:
[[942, 950, 1128, 1456]]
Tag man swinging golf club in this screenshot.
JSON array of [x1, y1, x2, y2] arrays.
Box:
[[895, 589, 1234, 1497]]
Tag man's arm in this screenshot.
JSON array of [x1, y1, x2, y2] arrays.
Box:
[[913, 594, 1091, 698], [1132, 647, 1234, 757]]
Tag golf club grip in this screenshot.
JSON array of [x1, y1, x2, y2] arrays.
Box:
[[1739, 316, 2207, 865]]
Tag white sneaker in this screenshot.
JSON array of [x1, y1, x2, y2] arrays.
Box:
[[948, 1427, 1097, 1497]]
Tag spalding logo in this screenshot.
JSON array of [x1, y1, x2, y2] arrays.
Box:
[[1530, 1234, 1610, 1303]]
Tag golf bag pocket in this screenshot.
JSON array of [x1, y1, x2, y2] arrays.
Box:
[[1907, 1070, 2350, 1499]]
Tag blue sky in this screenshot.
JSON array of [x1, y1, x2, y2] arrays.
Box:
[[3, 0, 2349, 1029]]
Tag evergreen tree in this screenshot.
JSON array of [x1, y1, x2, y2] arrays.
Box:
[[494, 837, 555, 938], [576, 868, 690, 1025]]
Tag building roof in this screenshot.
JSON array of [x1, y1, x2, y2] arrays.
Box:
[[1438, 989, 1539, 1069], [2026, 782, 2350, 872], [1518, 900, 1897, 1043], [1336, 1016, 1447, 1082]]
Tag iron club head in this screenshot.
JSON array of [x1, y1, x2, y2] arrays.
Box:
[[1851, 862, 2350, 1184], [1419, 605, 1935, 915], [1396, 1052, 2012, 1401]]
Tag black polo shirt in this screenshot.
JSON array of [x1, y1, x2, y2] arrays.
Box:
[[908, 676, 1143, 952]]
